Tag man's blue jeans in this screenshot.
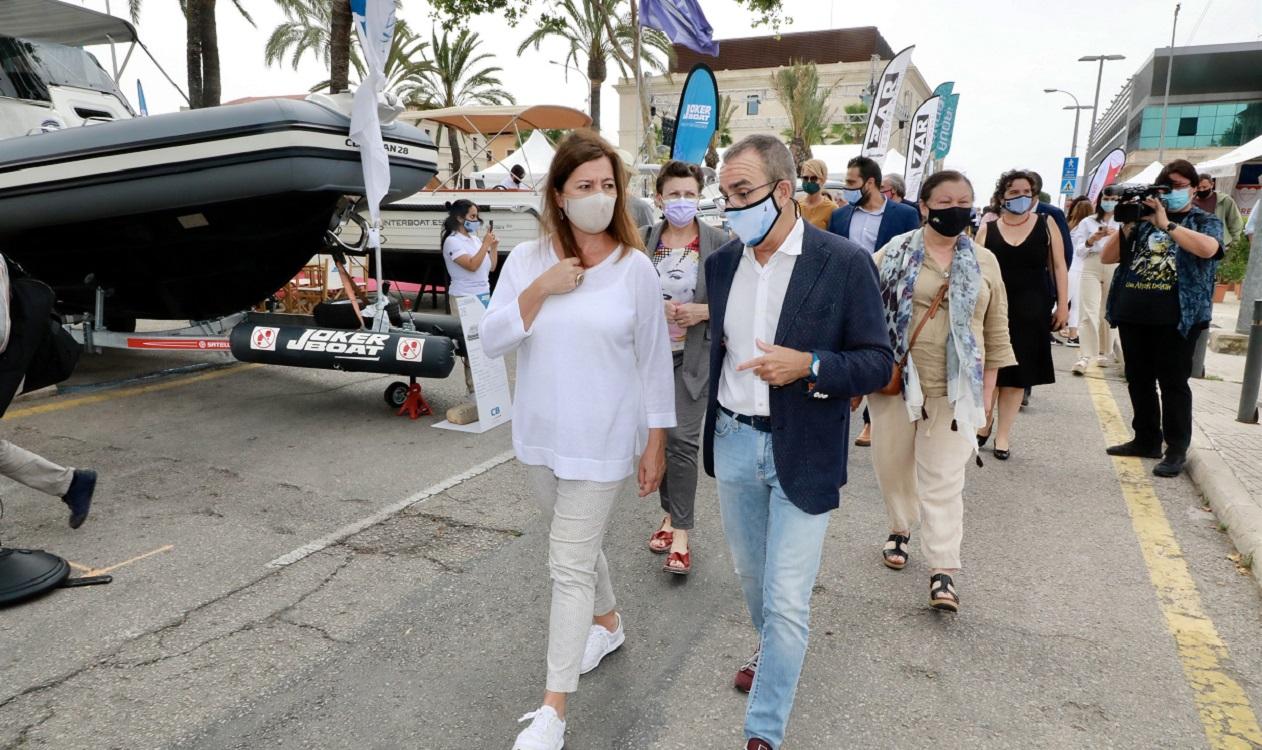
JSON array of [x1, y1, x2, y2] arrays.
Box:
[[713, 410, 832, 748]]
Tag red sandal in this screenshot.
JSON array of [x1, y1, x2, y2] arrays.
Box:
[[648, 517, 673, 554], [664, 549, 691, 575]]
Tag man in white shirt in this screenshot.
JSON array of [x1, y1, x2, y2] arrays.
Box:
[[497, 164, 526, 190], [703, 135, 894, 750]]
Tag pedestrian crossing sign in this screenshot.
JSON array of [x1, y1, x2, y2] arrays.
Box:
[[1060, 177, 1077, 195]]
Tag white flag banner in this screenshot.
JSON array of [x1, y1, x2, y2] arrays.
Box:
[[903, 95, 942, 204], [861, 45, 915, 165], [1086, 148, 1127, 203], [349, 0, 396, 330], [349, 0, 395, 220]]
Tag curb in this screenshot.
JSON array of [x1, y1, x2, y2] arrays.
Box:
[[1187, 422, 1262, 595]]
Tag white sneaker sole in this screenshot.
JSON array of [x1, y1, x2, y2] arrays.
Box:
[[579, 629, 625, 675]]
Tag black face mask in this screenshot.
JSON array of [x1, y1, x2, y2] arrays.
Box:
[[926, 206, 973, 237], [1195, 189, 1213, 199]]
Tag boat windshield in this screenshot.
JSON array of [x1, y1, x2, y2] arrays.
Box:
[[0, 36, 124, 102]]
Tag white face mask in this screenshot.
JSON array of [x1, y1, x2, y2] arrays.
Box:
[[563, 192, 617, 234]]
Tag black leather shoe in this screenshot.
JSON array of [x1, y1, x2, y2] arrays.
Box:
[[993, 448, 1010, 461], [1106, 440, 1163, 459], [62, 469, 96, 529], [1153, 453, 1187, 477]]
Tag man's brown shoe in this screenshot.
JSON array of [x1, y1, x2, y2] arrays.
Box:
[[746, 739, 773, 750], [734, 647, 759, 693]]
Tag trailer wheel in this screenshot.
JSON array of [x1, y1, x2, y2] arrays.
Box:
[[384, 381, 409, 408]]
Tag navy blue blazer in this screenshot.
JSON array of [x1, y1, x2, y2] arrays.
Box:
[[826, 199, 921, 253], [702, 223, 895, 515]]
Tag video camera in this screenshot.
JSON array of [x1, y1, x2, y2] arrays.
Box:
[[1113, 183, 1171, 224]]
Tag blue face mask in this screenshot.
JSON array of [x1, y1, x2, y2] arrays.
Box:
[[1161, 188, 1191, 212], [1100, 200, 1118, 213], [464, 219, 481, 233], [841, 187, 863, 205], [725, 184, 784, 247], [1002, 195, 1034, 214]]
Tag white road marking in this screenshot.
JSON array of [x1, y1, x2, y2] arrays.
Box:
[[266, 450, 516, 568]]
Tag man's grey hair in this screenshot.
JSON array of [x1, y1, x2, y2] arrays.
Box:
[[883, 173, 906, 198], [725, 134, 797, 187]]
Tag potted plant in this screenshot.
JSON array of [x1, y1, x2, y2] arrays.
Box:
[[1218, 234, 1250, 301]]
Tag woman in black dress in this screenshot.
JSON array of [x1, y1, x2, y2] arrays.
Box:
[[974, 170, 1068, 459]]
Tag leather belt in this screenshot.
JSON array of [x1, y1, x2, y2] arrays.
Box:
[[720, 406, 772, 433]]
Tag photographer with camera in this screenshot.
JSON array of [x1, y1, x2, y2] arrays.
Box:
[[1101, 160, 1224, 478]]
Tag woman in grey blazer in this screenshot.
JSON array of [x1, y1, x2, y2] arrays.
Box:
[[641, 160, 731, 575]]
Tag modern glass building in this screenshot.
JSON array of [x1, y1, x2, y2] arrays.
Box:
[[1085, 41, 1262, 181]]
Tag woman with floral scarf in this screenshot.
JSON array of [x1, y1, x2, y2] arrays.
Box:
[[865, 171, 1015, 612]]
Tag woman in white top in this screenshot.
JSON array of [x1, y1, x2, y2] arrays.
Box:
[[481, 130, 675, 750], [1069, 186, 1122, 375], [441, 199, 499, 392]]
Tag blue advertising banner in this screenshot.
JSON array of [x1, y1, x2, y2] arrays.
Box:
[[933, 93, 959, 159], [670, 63, 719, 165], [932, 81, 954, 98]]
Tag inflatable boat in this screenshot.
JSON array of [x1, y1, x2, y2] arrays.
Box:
[[0, 94, 438, 323]]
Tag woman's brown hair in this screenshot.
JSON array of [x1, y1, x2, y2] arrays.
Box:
[[655, 159, 704, 194], [1068, 198, 1093, 229], [542, 129, 644, 261]]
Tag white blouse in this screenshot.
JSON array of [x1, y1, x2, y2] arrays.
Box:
[[480, 238, 677, 482], [1071, 215, 1121, 259]]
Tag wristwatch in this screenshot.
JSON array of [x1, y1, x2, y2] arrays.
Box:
[[1166, 221, 1179, 233], [808, 352, 820, 382]]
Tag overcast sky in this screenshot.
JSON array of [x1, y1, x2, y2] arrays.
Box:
[[78, 0, 1262, 198]]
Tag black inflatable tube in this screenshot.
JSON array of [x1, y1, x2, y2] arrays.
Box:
[[230, 322, 455, 379]]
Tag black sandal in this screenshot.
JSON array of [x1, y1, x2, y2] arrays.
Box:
[[882, 533, 910, 570], [929, 573, 959, 612]]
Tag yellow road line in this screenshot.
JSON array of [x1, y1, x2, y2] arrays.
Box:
[[1087, 375, 1262, 748], [5, 364, 260, 420]]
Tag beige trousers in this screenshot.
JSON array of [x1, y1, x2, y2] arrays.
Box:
[[1077, 252, 1116, 359], [528, 465, 626, 693], [868, 394, 973, 570], [0, 439, 74, 497]]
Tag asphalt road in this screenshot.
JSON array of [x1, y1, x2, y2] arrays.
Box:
[[2, 344, 1261, 749]]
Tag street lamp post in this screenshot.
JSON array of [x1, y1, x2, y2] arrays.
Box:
[[1045, 89, 1093, 200], [1157, 2, 1182, 163], [1078, 54, 1126, 150], [548, 60, 591, 106]]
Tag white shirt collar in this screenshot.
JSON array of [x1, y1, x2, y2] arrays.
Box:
[[744, 217, 805, 261]]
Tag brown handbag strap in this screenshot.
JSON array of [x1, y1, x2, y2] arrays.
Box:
[[897, 280, 950, 367]]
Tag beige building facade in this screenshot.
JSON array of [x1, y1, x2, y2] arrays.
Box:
[[614, 27, 932, 162]]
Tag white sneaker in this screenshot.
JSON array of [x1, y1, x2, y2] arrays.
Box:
[[579, 612, 624, 674], [1072, 357, 1089, 376], [512, 705, 565, 750]]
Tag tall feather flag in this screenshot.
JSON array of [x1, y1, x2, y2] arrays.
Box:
[[348, 0, 396, 330], [639, 0, 719, 56], [860, 46, 915, 164]]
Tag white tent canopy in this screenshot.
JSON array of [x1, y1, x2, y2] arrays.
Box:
[[470, 130, 555, 190], [1127, 161, 1164, 185], [1196, 134, 1262, 179]]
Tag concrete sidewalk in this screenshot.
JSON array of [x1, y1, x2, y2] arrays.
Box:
[[1189, 298, 1262, 594]]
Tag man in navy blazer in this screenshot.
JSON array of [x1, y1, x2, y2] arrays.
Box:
[[703, 135, 893, 750], [826, 155, 921, 255]]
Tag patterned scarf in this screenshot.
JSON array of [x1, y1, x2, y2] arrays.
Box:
[[878, 229, 986, 441]]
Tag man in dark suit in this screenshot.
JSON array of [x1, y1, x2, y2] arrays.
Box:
[[826, 156, 919, 447], [704, 135, 894, 750], [826, 156, 921, 254]]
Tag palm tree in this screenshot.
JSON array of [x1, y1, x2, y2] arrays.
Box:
[[266, 0, 362, 94], [411, 29, 515, 176], [825, 102, 869, 145], [772, 60, 836, 169], [705, 94, 736, 168], [130, 0, 253, 108], [267, 1, 424, 96], [517, 0, 673, 131]]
